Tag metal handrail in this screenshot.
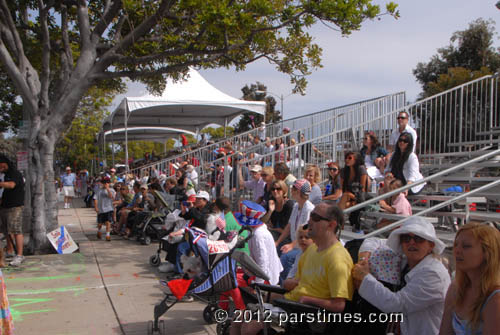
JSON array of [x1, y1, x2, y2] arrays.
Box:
[[129, 91, 405, 175], [353, 178, 500, 240], [343, 147, 500, 215]]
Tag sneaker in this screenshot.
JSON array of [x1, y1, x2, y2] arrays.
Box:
[[106, 235, 111, 242], [97, 231, 102, 239], [180, 295, 194, 302], [158, 262, 176, 273], [9, 255, 25, 267]]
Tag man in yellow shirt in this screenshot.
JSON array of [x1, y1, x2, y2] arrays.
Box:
[[283, 201, 354, 312], [230, 202, 354, 335]]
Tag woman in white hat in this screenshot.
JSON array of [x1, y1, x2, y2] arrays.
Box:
[[352, 216, 450, 335]]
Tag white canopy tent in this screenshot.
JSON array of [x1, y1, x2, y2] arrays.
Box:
[[102, 67, 266, 169], [103, 127, 195, 143]]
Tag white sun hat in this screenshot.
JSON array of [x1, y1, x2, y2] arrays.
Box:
[[386, 216, 446, 255]]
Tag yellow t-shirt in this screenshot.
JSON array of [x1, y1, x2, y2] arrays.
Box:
[[284, 242, 354, 302]]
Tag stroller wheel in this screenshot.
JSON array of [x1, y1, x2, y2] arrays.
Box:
[[203, 305, 217, 324], [142, 235, 152, 245], [149, 254, 161, 267], [158, 320, 166, 335]]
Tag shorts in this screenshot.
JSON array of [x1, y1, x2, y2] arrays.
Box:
[[97, 211, 113, 224], [63, 186, 75, 197], [0, 206, 24, 234]]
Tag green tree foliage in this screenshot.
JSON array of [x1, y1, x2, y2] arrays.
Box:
[[0, 0, 398, 252], [55, 86, 114, 171], [413, 18, 500, 98], [411, 19, 500, 152], [235, 82, 280, 133], [202, 126, 235, 140]]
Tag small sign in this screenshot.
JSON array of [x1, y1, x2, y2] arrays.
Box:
[[206, 239, 230, 255], [47, 226, 78, 254], [18, 120, 30, 139], [16, 151, 28, 170]]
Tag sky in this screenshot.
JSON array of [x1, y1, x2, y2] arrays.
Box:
[[109, 0, 500, 123]]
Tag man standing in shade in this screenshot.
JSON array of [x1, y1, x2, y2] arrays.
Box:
[[60, 166, 76, 209], [388, 111, 417, 153], [0, 155, 26, 266]]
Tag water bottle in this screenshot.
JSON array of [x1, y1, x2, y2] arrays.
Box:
[[325, 184, 331, 196]]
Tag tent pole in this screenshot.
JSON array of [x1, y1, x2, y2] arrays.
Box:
[[164, 139, 167, 155], [111, 120, 115, 167], [103, 131, 106, 168], [125, 104, 129, 173], [224, 118, 227, 137]]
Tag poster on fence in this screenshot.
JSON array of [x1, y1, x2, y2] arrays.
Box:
[[47, 226, 79, 254]]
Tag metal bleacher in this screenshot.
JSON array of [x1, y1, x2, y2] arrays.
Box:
[[130, 92, 406, 178], [223, 73, 500, 249]]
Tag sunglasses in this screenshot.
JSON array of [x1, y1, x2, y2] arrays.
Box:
[[310, 212, 330, 222], [398, 138, 409, 144], [397, 116, 407, 120], [271, 187, 282, 191], [328, 167, 338, 171], [400, 234, 426, 244], [261, 173, 268, 177]]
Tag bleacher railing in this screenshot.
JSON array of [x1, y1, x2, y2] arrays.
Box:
[[214, 73, 500, 207], [129, 92, 406, 177]]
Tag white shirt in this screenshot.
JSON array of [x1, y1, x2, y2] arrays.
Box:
[[288, 200, 314, 243], [386, 152, 425, 194], [249, 225, 283, 285], [359, 254, 450, 335], [187, 170, 199, 186], [389, 125, 418, 153]]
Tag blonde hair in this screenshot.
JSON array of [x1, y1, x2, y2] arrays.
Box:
[[304, 165, 321, 184], [454, 222, 500, 330]]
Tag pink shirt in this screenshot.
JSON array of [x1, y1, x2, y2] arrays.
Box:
[[392, 193, 412, 216]]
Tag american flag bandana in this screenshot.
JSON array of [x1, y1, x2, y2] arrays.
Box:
[[215, 213, 226, 231]]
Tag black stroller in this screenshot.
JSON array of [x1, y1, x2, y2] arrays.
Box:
[[148, 224, 270, 335], [137, 190, 173, 245]]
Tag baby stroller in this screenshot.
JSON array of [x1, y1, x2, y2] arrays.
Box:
[[137, 190, 173, 245], [148, 225, 270, 335]]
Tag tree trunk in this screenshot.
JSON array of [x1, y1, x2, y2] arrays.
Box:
[[24, 122, 59, 254]]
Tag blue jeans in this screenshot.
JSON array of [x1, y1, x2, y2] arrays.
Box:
[[279, 248, 301, 283], [175, 241, 191, 274]]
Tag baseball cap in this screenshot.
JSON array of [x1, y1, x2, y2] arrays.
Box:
[[293, 179, 311, 195], [250, 165, 262, 173], [110, 168, 116, 172], [195, 190, 210, 201], [65, 166, 71, 171], [186, 165, 194, 172], [101, 176, 111, 183], [283, 127, 291, 132], [140, 184, 148, 190]]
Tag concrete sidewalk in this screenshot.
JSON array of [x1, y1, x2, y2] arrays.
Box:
[[4, 199, 217, 335]]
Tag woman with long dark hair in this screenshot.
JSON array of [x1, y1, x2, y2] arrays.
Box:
[[387, 132, 425, 195], [338, 151, 368, 210], [323, 161, 342, 202], [360, 131, 389, 181]]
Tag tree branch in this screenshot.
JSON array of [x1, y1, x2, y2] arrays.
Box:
[[0, 37, 37, 113], [0, 0, 24, 61], [93, 0, 174, 73], [76, 0, 91, 51], [91, 0, 122, 45], [38, 0, 51, 114], [60, 5, 73, 76]]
